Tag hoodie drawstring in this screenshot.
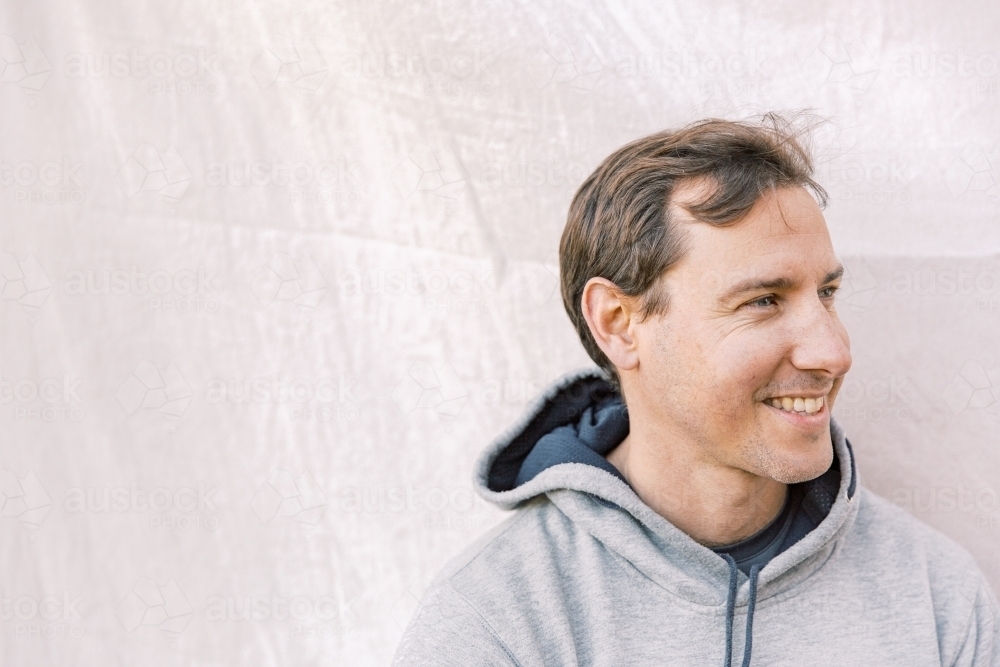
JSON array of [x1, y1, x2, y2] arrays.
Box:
[[721, 554, 760, 667]]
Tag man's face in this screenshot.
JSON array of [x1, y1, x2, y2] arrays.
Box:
[[628, 184, 852, 484]]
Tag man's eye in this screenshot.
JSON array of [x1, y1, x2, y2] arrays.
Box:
[[747, 295, 776, 308], [820, 285, 841, 299]]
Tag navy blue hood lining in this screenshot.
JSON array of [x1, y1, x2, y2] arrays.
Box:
[[487, 373, 853, 502], [513, 387, 630, 488], [487, 374, 619, 492]]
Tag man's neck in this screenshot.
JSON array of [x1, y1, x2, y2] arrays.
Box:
[[605, 427, 788, 548]]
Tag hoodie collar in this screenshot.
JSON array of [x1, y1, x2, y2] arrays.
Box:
[[473, 366, 861, 603]]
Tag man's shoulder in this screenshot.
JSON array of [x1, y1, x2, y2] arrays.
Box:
[[394, 496, 579, 666], [393, 503, 549, 667], [853, 486, 1000, 663], [856, 487, 972, 559], [852, 486, 991, 604], [426, 494, 577, 597]]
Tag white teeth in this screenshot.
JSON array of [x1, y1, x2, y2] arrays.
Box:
[[768, 395, 824, 415]]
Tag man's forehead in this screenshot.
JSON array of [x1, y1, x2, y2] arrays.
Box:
[[713, 262, 845, 299], [682, 201, 828, 241], [680, 257, 839, 285], [677, 188, 833, 257], [672, 229, 841, 297]]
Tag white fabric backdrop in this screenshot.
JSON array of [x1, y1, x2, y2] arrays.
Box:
[[1, 0, 999, 664]]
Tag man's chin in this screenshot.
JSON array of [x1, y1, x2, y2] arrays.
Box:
[[746, 425, 835, 484], [765, 437, 835, 484]]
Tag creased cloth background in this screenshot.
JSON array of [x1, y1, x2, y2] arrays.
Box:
[[1, 0, 999, 664]]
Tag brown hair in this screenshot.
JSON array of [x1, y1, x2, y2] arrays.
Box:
[[559, 113, 828, 391]]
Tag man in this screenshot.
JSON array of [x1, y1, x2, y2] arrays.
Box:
[[392, 116, 1000, 666]]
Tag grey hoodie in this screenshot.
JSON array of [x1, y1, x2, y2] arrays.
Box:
[[393, 368, 1000, 666]]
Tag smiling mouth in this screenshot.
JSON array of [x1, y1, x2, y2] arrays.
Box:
[[765, 395, 825, 415]]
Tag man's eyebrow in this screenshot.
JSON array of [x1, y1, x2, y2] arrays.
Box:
[[823, 264, 845, 284], [719, 264, 845, 302]]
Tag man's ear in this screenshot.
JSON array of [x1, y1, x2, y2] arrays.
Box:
[[581, 277, 640, 372]]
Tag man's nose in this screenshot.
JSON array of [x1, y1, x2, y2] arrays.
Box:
[[788, 296, 853, 377]]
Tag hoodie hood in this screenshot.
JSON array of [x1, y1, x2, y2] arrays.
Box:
[[472, 366, 861, 667], [475, 366, 857, 510]]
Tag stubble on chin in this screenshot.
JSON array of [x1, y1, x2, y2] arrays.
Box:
[[737, 420, 834, 485]]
